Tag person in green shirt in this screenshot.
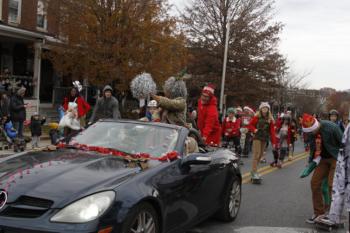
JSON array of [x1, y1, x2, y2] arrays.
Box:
[[302, 113, 343, 224]]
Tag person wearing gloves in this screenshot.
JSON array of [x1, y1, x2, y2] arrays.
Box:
[[316, 124, 350, 231], [247, 102, 276, 182], [89, 85, 121, 124], [222, 107, 241, 156], [197, 84, 221, 146], [300, 113, 343, 224], [151, 76, 187, 127]]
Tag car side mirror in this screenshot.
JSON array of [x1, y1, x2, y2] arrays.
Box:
[[181, 153, 212, 167]]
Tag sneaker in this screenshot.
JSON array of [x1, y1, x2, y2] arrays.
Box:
[[250, 171, 259, 179], [277, 161, 282, 169], [270, 162, 276, 167], [260, 158, 267, 163], [306, 214, 318, 224], [316, 215, 335, 226], [288, 156, 292, 161]]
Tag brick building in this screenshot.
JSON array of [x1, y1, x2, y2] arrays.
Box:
[[0, 0, 60, 117]]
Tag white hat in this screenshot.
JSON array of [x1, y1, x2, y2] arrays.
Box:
[[148, 100, 158, 108], [259, 102, 270, 110], [236, 107, 243, 112]]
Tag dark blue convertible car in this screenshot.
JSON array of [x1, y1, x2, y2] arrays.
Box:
[[0, 120, 241, 233]]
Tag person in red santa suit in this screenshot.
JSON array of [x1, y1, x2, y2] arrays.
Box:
[[222, 107, 242, 156], [197, 84, 221, 146]]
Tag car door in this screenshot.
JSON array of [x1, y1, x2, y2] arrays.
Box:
[[154, 151, 229, 233]]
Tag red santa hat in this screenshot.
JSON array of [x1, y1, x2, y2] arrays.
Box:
[[302, 113, 319, 133], [202, 84, 215, 97], [243, 106, 255, 114]]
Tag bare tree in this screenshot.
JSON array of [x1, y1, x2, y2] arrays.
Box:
[[182, 0, 287, 106]]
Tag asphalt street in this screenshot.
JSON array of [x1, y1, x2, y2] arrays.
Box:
[[194, 140, 348, 233]]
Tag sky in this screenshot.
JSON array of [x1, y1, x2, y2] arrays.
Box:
[[169, 0, 350, 91]]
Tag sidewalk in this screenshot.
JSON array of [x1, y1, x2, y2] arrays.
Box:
[[0, 139, 51, 158]]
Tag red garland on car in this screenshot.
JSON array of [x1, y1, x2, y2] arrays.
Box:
[[57, 143, 179, 162]]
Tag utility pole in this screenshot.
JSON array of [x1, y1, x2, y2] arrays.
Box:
[[219, 15, 231, 114]]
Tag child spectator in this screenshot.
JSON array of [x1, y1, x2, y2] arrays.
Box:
[[30, 113, 46, 148], [48, 122, 60, 145], [222, 107, 242, 156], [140, 100, 161, 122], [0, 116, 16, 149]]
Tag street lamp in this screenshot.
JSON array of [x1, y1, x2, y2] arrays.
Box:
[[219, 11, 233, 114]]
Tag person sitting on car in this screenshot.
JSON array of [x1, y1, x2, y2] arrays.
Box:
[[151, 76, 187, 127]]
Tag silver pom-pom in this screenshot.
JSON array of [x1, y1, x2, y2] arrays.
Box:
[[130, 72, 157, 99]]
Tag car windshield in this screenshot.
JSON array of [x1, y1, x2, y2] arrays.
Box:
[[70, 122, 179, 157]]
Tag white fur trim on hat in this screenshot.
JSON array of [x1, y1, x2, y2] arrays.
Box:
[[302, 119, 319, 133], [235, 107, 243, 112], [203, 86, 214, 94], [148, 100, 158, 108], [259, 102, 270, 110], [243, 106, 254, 113]]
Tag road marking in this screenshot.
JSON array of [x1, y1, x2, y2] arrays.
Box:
[[242, 152, 308, 184], [241, 152, 307, 179]]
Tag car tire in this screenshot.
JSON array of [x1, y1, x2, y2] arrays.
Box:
[[215, 178, 241, 222], [122, 202, 160, 233]]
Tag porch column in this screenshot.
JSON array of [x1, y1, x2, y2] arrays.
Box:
[[33, 40, 43, 113]]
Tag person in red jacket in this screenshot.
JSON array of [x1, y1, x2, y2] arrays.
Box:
[[248, 102, 276, 181], [271, 114, 292, 168], [62, 86, 91, 127], [197, 84, 221, 146], [222, 107, 241, 156]]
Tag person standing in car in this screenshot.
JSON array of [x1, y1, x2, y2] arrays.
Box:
[[151, 76, 187, 127], [89, 85, 121, 124]]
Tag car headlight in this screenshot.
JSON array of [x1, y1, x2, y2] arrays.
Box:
[[51, 191, 115, 223]]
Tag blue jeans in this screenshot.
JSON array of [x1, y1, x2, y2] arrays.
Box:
[[13, 121, 24, 138]]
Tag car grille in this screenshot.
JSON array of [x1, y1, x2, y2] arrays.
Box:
[[0, 196, 53, 218], [15, 196, 54, 209]]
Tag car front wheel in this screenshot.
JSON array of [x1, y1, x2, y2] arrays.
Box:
[[216, 178, 241, 222], [122, 203, 159, 233]]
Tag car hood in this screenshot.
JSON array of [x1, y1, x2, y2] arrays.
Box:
[[0, 149, 142, 208]]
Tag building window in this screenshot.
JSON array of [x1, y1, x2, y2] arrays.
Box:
[[37, 0, 48, 30], [8, 0, 21, 24]]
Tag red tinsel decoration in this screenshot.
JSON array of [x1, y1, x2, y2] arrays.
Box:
[[58, 143, 179, 162]]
